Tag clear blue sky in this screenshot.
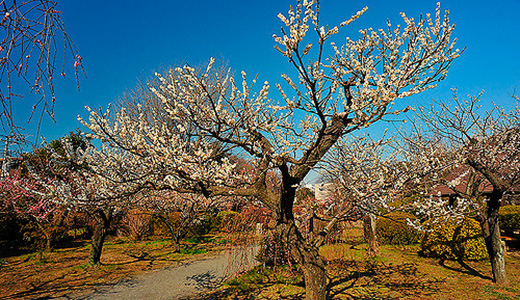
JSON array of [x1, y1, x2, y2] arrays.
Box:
[[9, 0, 520, 144]]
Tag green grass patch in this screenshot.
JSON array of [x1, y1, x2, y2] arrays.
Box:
[[186, 236, 215, 244], [179, 248, 207, 255]]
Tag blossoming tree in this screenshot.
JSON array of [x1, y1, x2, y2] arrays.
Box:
[[23, 132, 144, 266], [81, 1, 459, 298], [321, 135, 412, 256], [408, 93, 520, 284], [0, 170, 63, 251]]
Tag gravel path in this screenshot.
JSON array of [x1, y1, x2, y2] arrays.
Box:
[[66, 245, 259, 300]]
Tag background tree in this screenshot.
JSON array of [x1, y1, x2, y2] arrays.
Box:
[[141, 190, 224, 252], [0, 131, 88, 252], [80, 1, 459, 298], [407, 92, 520, 284], [22, 132, 142, 266]]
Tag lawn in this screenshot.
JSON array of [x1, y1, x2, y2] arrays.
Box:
[[1, 230, 520, 300], [209, 227, 520, 300]]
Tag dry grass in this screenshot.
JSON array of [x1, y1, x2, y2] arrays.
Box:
[[209, 225, 520, 300], [0, 235, 230, 300]]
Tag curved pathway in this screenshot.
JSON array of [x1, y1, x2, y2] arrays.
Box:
[[67, 246, 259, 300]]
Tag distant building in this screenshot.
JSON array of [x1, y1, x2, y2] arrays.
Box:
[[430, 164, 520, 206], [314, 182, 335, 201]]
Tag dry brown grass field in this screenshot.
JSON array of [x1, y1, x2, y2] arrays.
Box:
[[1, 229, 520, 300]]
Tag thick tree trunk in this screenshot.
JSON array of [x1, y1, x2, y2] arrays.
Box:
[[275, 175, 328, 300], [277, 222, 328, 300], [363, 213, 379, 258], [88, 210, 112, 266], [481, 192, 507, 284], [301, 258, 328, 300]]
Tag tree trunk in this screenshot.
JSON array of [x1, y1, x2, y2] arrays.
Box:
[[88, 209, 112, 266], [43, 230, 53, 252], [277, 222, 328, 300], [275, 164, 330, 299], [35, 221, 53, 252], [481, 191, 507, 284], [363, 213, 379, 258], [300, 247, 328, 300], [158, 214, 184, 253]]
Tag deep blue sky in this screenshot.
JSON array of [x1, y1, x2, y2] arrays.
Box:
[[10, 0, 520, 143]]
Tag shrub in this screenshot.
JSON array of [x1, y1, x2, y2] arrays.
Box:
[[189, 214, 213, 236], [118, 210, 153, 241], [211, 211, 239, 232], [420, 217, 487, 261], [0, 216, 23, 255], [376, 212, 421, 245], [499, 205, 520, 228]]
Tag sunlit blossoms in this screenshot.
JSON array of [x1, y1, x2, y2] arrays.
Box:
[[76, 1, 459, 299]]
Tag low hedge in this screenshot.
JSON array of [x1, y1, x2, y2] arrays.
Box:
[[420, 217, 487, 261], [499, 205, 520, 229], [376, 212, 421, 245], [211, 211, 239, 232]]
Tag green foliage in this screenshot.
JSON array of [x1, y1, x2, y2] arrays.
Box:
[[189, 214, 213, 236], [376, 212, 421, 245], [179, 248, 207, 255], [499, 205, 520, 228], [420, 217, 487, 261], [185, 236, 214, 244]]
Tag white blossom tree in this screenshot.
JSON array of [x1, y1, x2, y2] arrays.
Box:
[[80, 1, 459, 298], [23, 132, 144, 266], [321, 135, 412, 256], [407, 92, 520, 284]]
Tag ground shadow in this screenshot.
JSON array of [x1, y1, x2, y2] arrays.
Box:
[[438, 259, 492, 280], [326, 260, 439, 300]]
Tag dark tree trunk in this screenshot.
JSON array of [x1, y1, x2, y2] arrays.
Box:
[[481, 191, 507, 284], [35, 221, 53, 252], [88, 209, 112, 266], [276, 174, 328, 300], [277, 222, 328, 300], [157, 214, 185, 253], [171, 228, 184, 253], [43, 229, 53, 252], [363, 213, 379, 258]]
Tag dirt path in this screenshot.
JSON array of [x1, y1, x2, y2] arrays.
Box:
[[63, 245, 259, 300]]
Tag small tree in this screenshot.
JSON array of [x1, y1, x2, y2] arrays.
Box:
[[141, 190, 222, 252], [22, 132, 139, 266], [81, 1, 459, 298]]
